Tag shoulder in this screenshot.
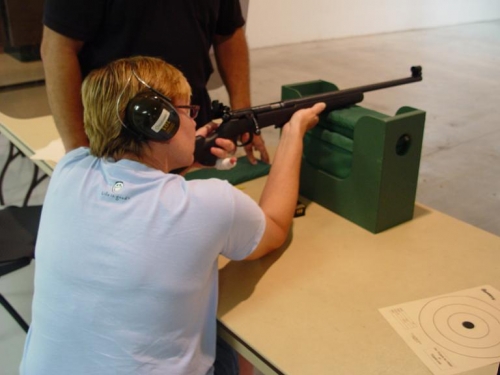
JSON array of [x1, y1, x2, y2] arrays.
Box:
[[57, 147, 91, 167], [52, 147, 98, 178], [215, 0, 245, 35], [184, 178, 233, 200], [43, 0, 105, 40], [182, 177, 257, 214]]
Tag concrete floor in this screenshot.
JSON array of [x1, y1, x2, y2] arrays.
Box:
[[1, 20, 499, 374]]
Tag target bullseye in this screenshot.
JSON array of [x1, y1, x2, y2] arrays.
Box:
[[419, 296, 500, 358]]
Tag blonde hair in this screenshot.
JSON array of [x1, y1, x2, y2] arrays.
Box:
[[81, 56, 192, 158]]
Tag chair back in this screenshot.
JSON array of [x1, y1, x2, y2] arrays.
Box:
[[0, 205, 42, 332], [0, 205, 42, 265]]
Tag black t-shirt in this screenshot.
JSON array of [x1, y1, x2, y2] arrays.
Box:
[[43, 0, 245, 126]]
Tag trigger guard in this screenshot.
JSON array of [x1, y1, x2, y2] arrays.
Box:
[[236, 132, 254, 147]]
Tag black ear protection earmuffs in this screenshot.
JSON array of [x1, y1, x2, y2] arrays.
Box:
[[117, 69, 180, 141], [125, 90, 180, 141]]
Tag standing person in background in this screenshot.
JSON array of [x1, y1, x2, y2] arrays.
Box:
[[20, 56, 325, 375], [40, 0, 269, 165]]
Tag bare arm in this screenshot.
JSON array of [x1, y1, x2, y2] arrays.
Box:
[[245, 103, 326, 260], [41, 26, 88, 152], [213, 27, 250, 109], [213, 28, 269, 164]]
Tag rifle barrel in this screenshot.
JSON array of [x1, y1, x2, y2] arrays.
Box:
[[232, 66, 422, 117], [284, 66, 422, 107]]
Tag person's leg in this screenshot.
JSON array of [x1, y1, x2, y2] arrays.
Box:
[[214, 337, 240, 375]]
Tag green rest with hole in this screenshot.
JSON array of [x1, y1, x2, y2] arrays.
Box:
[[282, 80, 426, 233]]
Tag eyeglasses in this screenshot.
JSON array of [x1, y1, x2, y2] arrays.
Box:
[[175, 105, 200, 119]]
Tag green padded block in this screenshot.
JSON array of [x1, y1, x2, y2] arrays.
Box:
[[282, 79, 426, 233], [281, 79, 339, 97], [325, 106, 390, 139], [185, 156, 270, 185], [303, 127, 353, 179]]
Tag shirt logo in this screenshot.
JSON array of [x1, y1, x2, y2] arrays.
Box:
[[112, 181, 124, 192]]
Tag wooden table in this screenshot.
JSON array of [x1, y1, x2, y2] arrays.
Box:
[[0, 113, 57, 176], [216, 176, 500, 375]]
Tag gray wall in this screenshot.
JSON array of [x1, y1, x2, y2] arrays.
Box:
[[245, 0, 500, 49]]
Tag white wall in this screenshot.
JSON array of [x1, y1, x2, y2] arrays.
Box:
[[245, 0, 500, 49]]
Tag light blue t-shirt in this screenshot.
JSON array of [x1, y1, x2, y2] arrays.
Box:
[[20, 148, 265, 375]]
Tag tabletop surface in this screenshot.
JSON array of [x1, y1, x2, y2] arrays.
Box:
[[217, 177, 500, 375], [0, 113, 58, 175]]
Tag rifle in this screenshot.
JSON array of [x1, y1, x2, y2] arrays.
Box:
[[194, 66, 423, 166]]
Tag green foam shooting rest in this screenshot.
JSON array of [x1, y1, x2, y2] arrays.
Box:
[[282, 80, 426, 233]]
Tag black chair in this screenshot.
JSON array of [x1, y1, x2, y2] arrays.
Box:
[[0, 141, 49, 206], [0, 205, 42, 332]]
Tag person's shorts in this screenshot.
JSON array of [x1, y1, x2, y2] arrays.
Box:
[[214, 337, 239, 375]]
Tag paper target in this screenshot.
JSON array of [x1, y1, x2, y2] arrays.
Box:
[[418, 296, 500, 358], [380, 286, 500, 375]]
